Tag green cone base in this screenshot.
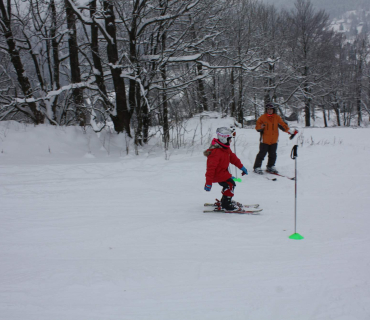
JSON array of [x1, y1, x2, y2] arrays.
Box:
[[289, 233, 304, 240]]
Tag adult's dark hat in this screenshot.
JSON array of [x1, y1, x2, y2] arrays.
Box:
[[265, 103, 277, 114], [265, 103, 276, 109]]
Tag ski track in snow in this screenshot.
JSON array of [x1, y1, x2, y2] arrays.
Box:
[[1, 120, 370, 320]]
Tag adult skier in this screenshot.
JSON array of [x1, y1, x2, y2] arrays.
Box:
[[204, 127, 248, 211], [253, 103, 297, 174]]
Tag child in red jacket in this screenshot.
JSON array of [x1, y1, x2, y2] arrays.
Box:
[[204, 127, 248, 211]]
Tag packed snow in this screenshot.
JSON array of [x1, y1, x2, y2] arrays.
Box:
[[1, 114, 370, 320]]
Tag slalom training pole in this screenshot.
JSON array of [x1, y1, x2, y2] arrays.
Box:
[[289, 144, 304, 240]]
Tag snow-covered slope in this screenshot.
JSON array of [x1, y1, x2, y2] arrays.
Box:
[[1, 117, 370, 320], [330, 8, 370, 39]]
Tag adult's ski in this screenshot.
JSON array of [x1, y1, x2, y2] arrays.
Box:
[[266, 171, 295, 180], [264, 176, 277, 181]]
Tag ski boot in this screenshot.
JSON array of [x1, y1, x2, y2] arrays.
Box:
[[253, 167, 263, 175], [266, 166, 278, 174], [221, 196, 239, 211]]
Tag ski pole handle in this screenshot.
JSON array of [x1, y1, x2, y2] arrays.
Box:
[[291, 145, 298, 159], [289, 130, 298, 140]]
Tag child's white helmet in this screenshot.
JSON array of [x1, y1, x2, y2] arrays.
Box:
[[216, 127, 233, 144]]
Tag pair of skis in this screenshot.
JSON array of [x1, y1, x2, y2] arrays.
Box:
[[202, 171, 293, 214], [203, 199, 262, 214]]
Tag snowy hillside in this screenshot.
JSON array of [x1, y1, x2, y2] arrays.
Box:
[[1, 117, 370, 320], [330, 9, 370, 39], [261, 0, 367, 18]]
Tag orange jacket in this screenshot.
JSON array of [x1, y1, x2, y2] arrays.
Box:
[[255, 114, 290, 145]]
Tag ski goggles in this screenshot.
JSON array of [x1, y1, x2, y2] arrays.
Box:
[[217, 132, 232, 138]]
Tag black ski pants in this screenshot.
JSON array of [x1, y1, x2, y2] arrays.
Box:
[[253, 143, 278, 169]]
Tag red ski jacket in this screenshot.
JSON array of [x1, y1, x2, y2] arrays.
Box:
[[204, 139, 243, 185]]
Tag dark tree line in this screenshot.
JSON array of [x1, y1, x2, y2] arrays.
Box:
[[0, 0, 369, 145]]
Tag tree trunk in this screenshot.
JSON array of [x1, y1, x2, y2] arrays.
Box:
[[343, 103, 347, 126], [304, 77, 311, 127], [323, 109, 328, 127], [161, 75, 169, 149], [212, 70, 217, 111], [368, 76, 370, 121], [51, 0, 60, 90], [237, 68, 243, 125], [356, 55, 363, 126], [65, 0, 85, 126], [334, 104, 341, 126], [45, 28, 53, 89], [0, 0, 44, 124], [103, 0, 131, 134], [159, 0, 169, 148], [196, 63, 208, 112], [49, 0, 60, 119], [89, 0, 108, 105], [230, 69, 236, 117], [264, 62, 275, 105], [128, 9, 139, 121], [160, 36, 169, 149], [254, 94, 258, 120], [25, 37, 45, 92], [142, 100, 150, 143], [305, 103, 311, 127], [134, 82, 143, 146], [188, 19, 208, 113]]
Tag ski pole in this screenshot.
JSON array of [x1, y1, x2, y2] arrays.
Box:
[[234, 134, 238, 179], [231, 127, 242, 182], [289, 145, 304, 240]]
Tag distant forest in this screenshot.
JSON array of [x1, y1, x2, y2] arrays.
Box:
[[262, 0, 369, 17]]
